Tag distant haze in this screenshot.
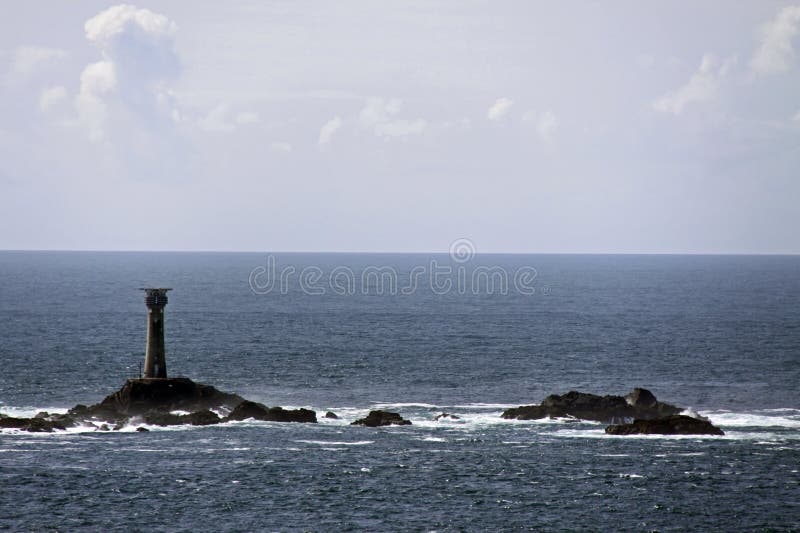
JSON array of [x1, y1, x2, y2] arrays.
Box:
[[1, 1, 799, 254]]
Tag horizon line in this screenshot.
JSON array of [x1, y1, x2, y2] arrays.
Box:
[[1, 248, 799, 256]]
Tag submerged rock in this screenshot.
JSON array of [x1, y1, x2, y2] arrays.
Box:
[[136, 427, 150, 432], [605, 415, 724, 436], [434, 413, 460, 421], [501, 388, 681, 423], [324, 411, 339, 419], [225, 400, 317, 423], [351, 410, 412, 427]]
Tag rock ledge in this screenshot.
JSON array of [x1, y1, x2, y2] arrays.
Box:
[[605, 415, 724, 436], [501, 388, 682, 423]]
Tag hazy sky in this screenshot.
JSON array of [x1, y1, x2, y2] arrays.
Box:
[[1, 1, 799, 253]]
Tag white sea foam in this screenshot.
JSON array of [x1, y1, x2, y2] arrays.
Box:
[[2, 404, 799, 440], [704, 410, 800, 428], [450, 403, 519, 409], [372, 402, 440, 409], [0, 406, 68, 418], [418, 436, 447, 442], [680, 408, 709, 421]]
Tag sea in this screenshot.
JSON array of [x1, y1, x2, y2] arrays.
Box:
[[0, 251, 798, 531]]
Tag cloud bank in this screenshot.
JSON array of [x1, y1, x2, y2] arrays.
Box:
[[359, 98, 426, 139], [653, 54, 736, 115], [750, 5, 800, 75], [318, 116, 342, 145], [76, 4, 180, 140]]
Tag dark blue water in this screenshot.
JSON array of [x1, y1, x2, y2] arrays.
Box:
[[1, 252, 798, 531]]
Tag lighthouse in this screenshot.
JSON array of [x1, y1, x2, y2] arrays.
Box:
[[141, 288, 171, 379]]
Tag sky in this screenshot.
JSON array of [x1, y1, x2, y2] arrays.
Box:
[[1, 1, 799, 253]]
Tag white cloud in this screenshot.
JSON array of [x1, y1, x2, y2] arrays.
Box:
[[75, 5, 180, 140], [199, 102, 235, 132], [374, 119, 427, 138], [653, 54, 736, 115], [487, 97, 513, 121], [750, 5, 800, 75], [39, 86, 68, 113], [75, 60, 117, 141], [198, 105, 259, 132], [270, 142, 293, 152], [536, 111, 559, 142], [84, 4, 178, 81], [522, 110, 559, 142], [318, 116, 342, 145], [9, 46, 67, 80], [358, 97, 426, 139], [359, 97, 402, 128]]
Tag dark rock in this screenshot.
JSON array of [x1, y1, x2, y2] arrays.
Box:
[[0, 416, 66, 433], [605, 415, 724, 436], [625, 387, 658, 408], [70, 404, 89, 415], [142, 411, 184, 426], [225, 401, 317, 423], [351, 410, 412, 427], [59, 377, 316, 429], [501, 388, 681, 423], [0, 417, 28, 429], [68, 403, 125, 424], [88, 378, 244, 418], [98, 424, 110, 431], [27, 418, 66, 432], [434, 413, 460, 421], [49, 413, 76, 428], [142, 409, 222, 427], [186, 410, 222, 426], [136, 427, 150, 432], [324, 411, 339, 419]]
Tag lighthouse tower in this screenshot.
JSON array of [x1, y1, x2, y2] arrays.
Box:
[[141, 288, 171, 379]]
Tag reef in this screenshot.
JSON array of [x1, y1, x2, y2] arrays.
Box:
[[2, 383, 725, 436], [1, 377, 317, 432], [501, 388, 682, 423], [605, 415, 725, 436], [351, 410, 412, 427]]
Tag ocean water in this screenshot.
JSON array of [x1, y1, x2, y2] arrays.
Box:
[[0, 251, 798, 531]]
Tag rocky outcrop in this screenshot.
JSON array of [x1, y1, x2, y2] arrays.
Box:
[[605, 415, 724, 436], [82, 377, 244, 419], [351, 410, 412, 427], [324, 411, 339, 419], [501, 388, 681, 423], [0, 378, 320, 432], [434, 413, 460, 421], [0, 415, 69, 433], [225, 400, 317, 423]]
